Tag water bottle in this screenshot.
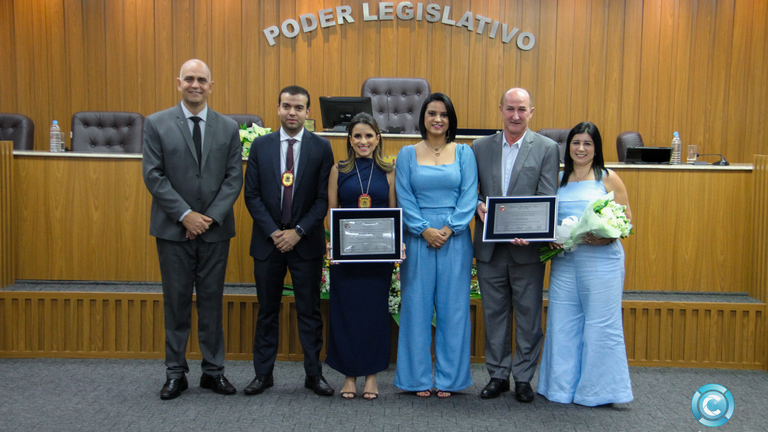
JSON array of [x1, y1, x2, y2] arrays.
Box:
[[50, 120, 62, 152], [670, 131, 682, 165]]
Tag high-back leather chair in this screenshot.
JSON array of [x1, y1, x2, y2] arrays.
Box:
[[225, 114, 264, 128], [616, 131, 644, 162], [71, 111, 144, 153], [0, 113, 35, 150], [536, 128, 570, 163], [361, 78, 430, 134]]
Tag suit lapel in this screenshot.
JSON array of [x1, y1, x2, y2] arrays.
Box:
[[174, 105, 199, 168], [294, 131, 312, 192], [270, 134, 282, 187], [201, 110, 216, 170], [491, 133, 503, 197], [506, 130, 533, 194]]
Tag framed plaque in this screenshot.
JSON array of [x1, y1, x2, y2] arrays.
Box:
[[330, 208, 403, 262], [482, 196, 558, 242]]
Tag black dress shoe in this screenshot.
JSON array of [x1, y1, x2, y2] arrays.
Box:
[[480, 378, 510, 399], [200, 374, 236, 395], [304, 375, 335, 396], [160, 375, 188, 400], [244, 374, 274, 395], [515, 381, 534, 403]]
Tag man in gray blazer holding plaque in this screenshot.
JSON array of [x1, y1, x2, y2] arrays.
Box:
[[472, 88, 559, 402], [143, 59, 243, 400]]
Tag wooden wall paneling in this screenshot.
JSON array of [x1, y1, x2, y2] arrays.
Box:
[[602, 0, 624, 153], [261, 0, 280, 129], [585, 0, 608, 143], [448, 0, 472, 128], [378, 0, 397, 78], [725, 1, 753, 162], [172, 0, 194, 85], [707, 1, 735, 159], [0, 1, 17, 113], [122, 0, 140, 112], [745, 0, 768, 157], [136, 0, 156, 117], [105, 0, 126, 111], [752, 155, 768, 304], [648, 0, 676, 151], [464, 0, 487, 130], [670, 0, 693, 149], [533, 0, 557, 129], [428, 12, 452, 95], [154, 0, 175, 114], [568, 0, 590, 128], [619, 0, 642, 134], [82, 0, 107, 112], [638, 0, 662, 145], [517, 0, 539, 129], [11, 2, 34, 144], [242, 0, 262, 121], [214, 0, 245, 115], [64, 0, 86, 122], [687, 0, 716, 156], [114, 159, 150, 280], [358, 2, 380, 99], [616, 168, 638, 289], [0, 142, 13, 288]]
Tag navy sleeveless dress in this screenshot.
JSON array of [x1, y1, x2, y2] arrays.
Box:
[[324, 158, 394, 376]]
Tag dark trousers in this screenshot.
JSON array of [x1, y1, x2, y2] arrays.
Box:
[[252, 249, 324, 376], [157, 237, 230, 379]]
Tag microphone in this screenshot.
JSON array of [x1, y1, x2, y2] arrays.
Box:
[[696, 153, 730, 166]]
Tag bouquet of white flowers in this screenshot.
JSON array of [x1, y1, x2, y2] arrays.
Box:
[[239, 123, 272, 158], [389, 263, 401, 315], [540, 191, 633, 263]]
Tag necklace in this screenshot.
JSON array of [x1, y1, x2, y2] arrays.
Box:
[[354, 159, 375, 208], [426, 141, 448, 157], [573, 168, 592, 182]]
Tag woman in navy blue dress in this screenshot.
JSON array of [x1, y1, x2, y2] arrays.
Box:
[[325, 113, 397, 400]]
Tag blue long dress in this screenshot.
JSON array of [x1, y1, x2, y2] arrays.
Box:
[[537, 174, 633, 406], [324, 158, 394, 377], [393, 144, 478, 392]]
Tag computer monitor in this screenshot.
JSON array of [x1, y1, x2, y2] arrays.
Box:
[[319, 97, 373, 132]]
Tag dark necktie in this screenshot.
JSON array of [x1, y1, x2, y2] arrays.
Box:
[[281, 139, 296, 226], [190, 116, 202, 168]]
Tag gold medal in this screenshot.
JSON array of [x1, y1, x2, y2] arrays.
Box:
[[358, 194, 371, 208], [281, 171, 294, 187]]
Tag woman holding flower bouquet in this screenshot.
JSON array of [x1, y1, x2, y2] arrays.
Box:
[[325, 113, 396, 401], [537, 121, 634, 406]]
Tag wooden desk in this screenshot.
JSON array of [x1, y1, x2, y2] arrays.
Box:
[[5, 149, 761, 297]]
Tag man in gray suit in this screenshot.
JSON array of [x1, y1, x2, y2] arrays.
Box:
[[143, 59, 243, 400], [473, 88, 559, 402]]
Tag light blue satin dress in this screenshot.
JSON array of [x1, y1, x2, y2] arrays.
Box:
[[537, 175, 633, 406], [393, 144, 478, 392]]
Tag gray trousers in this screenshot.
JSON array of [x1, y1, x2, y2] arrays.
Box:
[[477, 244, 545, 383], [157, 237, 230, 379]]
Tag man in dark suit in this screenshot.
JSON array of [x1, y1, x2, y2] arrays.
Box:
[[143, 59, 243, 400], [473, 88, 560, 402], [243, 86, 335, 396]]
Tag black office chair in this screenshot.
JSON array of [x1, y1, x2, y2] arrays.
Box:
[[616, 131, 644, 162], [361, 78, 430, 134], [225, 114, 264, 128], [536, 128, 570, 163], [71, 111, 144, 153], [0, 113, 35, 150]]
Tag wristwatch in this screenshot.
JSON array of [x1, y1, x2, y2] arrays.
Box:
[[295, 225, 306, 237]]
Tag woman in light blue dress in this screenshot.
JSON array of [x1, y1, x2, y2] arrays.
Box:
[[394, 93, 478, 398], [537, 121, 634, 406]]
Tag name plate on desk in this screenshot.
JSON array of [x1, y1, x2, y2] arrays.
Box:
[[330, 208, 403, 262], [483, 196, 558, 242]]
